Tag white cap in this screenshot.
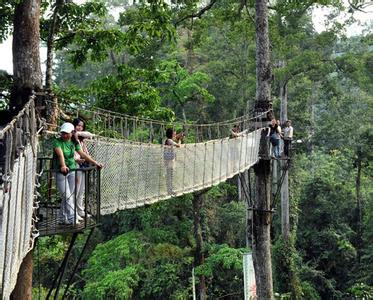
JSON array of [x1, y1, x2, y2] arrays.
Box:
[[60, 122, 74, 133]]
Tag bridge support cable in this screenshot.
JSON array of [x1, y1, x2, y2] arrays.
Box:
[[46, 232, 78, 300], [271, 158, 291, 210], [62, 228, 96, 299]]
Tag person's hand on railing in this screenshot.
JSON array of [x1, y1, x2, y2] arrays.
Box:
[[76, 158, 85, 164], [95, 162, 103, 169], [60, 165, 69, 175]]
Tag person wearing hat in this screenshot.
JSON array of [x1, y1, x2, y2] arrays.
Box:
[[53, 122, 102, 225]]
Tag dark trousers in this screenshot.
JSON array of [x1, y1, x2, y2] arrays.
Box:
[[284, 139, 292, 157]]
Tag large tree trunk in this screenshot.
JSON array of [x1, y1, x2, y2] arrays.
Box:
[[252, 0, 274, 299], [355, 150, 362, 263], [10, 252, 33, 300], [193, 192, 207, 300], [279, 81, 290, 241], [10, 0, 42, 298], [10, 0, 42, 113]]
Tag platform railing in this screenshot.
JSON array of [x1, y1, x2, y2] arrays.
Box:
[[36, 158, 101, 236]]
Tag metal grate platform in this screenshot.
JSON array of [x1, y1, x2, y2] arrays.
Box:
[[37, 207, 98, 236]]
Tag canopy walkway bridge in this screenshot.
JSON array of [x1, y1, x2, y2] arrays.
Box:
[[0, 95, 285, 299]]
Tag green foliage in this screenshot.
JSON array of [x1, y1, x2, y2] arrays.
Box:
[[0, 70, 12, 109], [82, 232, 193, 299], [348, 283, 373, 299], [158, 59, 215, 110], [83, 232, 145, 281], [273, 237, 302, 299], [83, 266, 141, 299], [292, 151, 366, 297], [195, 244, 246, 298], [0, 0, 17, 42]]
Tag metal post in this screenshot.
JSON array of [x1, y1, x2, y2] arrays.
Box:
[[243, 252, 256, 300], [192, 267, 196, 300]]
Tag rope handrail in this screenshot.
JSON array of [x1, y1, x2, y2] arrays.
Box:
[[46, 99, 271, 128], [0, 96, 36, 137]]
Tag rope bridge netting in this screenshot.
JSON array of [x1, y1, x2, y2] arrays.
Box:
[[86, 128, 262, 215], [42, 100, 266, 215], [0, 98, 39, 299], [0, 97, 266, 297]]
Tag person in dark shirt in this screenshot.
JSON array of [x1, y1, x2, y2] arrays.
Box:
[[268, 118, 281, 158]]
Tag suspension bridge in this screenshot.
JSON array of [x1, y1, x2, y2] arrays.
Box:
[[0, 95, 278, 298]]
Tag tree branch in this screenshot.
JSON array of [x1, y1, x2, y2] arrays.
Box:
[[175, 0, 218, 26], [348, 0, 373, 12]]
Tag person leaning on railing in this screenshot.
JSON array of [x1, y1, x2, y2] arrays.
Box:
[[53, 122, 103, 225], [73, 118, 94, 218]]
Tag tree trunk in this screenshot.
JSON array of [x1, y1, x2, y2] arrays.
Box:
[[280, 81, 290, 241], [252, 0, 274, 299], [279, 80, 288, 124], [45, 0, 64, 90], [10, 0, 42, 112], [193, 192, 207, 300], [355, 150, 362, 263], [182, 106, 187, 124], [10, 0, 42, 297], [280, 164, 290, 240], [10, 252, 33, 300]]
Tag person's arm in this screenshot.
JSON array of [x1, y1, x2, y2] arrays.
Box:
[[77, 131, 94, 139], [289, 127, 293, 139], [172, 139, 181, 148], [54, 147, 69, 174], [76, 149, 103, 168], [277, 126, 283, 138]]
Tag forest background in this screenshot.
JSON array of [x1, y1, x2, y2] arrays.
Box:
[[0, 0, 372, 298]]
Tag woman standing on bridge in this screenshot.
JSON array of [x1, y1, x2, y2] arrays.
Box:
[[269, 118, 281, 159], [73, 118, 94, 218], [53, 122, 102, 225], [164, 128, 183, 195]]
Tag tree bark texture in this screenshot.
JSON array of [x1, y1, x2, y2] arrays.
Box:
[[253, 0, 274, 299], [254, 0, 272, 117], [280, 163, 290, 241], [193, 192, 207, 300], [280, 81, 290, 241], [11, 0, 42, 112], [10, 251, 33, 300], [279, 81, 288, 124], [355, 150, 362, 263]]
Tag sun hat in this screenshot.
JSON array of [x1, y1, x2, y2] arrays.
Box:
[[60, 122, 74, 133]]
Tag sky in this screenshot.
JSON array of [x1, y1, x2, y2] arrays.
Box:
[[0, 3, 371, 75]]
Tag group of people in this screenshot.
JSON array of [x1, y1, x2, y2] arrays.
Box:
[[268, 118, 294, 159], [53, 119, 102, 225]]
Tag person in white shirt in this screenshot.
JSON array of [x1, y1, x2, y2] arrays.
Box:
[[283, 120, 293, 157]]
